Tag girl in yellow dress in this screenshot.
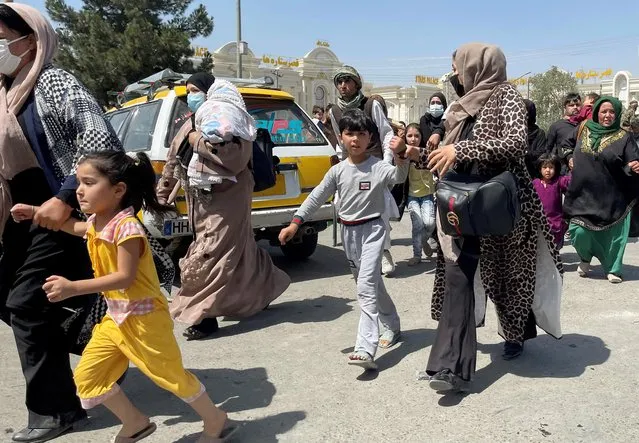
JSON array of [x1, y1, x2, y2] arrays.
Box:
[[11, 151, 237, 443]]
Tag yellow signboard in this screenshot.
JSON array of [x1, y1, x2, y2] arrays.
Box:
[[316, 40, 330, 48], [415, 75, 439, 85], [575, 68, 613, 80], [261, 55, 300, 68], [192, 46, 209, 57], [509, 78, 528, 86]]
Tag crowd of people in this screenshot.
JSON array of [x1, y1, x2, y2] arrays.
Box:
[[0, 3, 638, 443]]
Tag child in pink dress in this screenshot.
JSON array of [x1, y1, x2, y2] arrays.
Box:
[[532, 154, 572, 248]]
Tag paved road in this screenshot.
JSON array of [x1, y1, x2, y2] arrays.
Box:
[[2, 218, 639, 442]]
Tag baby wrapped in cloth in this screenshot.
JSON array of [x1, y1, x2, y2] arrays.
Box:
[[188, 79, 257, 188]]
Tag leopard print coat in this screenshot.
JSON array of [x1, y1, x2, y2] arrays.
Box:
[[416, 83, 563, 343]]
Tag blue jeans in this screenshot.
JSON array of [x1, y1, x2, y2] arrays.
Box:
[[407, 195, 436, 258]]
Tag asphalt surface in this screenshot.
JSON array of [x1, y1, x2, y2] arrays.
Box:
[[1, 218, 638, 442]]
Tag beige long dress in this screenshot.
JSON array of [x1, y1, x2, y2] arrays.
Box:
[[158, 123, 290, 325]]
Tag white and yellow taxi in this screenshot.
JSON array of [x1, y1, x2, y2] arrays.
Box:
[[105, 73, 336, 259]]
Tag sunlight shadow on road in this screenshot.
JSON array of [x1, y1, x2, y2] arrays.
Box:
[[81, 366, 278, 432], [435, 333, 610, 407], [212, 295, 354, 339], [173, 411, 307, 443]]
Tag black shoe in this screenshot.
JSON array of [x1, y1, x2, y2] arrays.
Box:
[[183, 317, 219, 341], [12, 425, 72, 443], [503, 341, 524, 360], [428, 369, 467, 392]]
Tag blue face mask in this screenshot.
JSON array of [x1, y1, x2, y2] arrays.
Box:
[[187, 92, 206, 112], [429, 104, 444, 118]]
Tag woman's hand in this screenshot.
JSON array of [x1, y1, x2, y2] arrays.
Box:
[[628, 160, 639, 174], [427, 133, 442, 149], [279, 223, 300, 245], [405, 145, 421, 162], [568, 157, 574, 171], [43, 275, 77, 303], [33, 198, 72, 231], [428, 144, 457, 176], [10, 204, 38, 222]]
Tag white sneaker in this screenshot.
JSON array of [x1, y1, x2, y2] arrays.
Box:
[[577, 262, 590, 277], [607, 274, 622, 284], [382, 250, 395, 275], [407, 256, 421, 266]]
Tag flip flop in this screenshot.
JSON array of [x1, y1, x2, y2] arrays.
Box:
[[378, 330, 401, 349], [347, 351, 378, 370], [112, 422, 157, 443], [196, 420, 242, 442]]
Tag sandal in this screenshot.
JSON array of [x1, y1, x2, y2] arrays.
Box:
[[347, 351, 378, 370], [378, 329, 401, 349], [113, 422, 156, 443], [183, 318, 219, 341], [196, 420, 242, 443]]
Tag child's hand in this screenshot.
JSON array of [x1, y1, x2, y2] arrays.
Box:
[[10, 204, 37, 222], [568, 158, 574, 170], [278, 224, 299, 245], [389, 136, 407, 154], [43, 275, 76, 303]]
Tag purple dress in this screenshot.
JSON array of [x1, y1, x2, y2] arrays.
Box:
[[533, 175, 572, 247]]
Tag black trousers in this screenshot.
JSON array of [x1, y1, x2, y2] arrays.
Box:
[[427, 237, 480, 382], [0, 170, 95, 428]]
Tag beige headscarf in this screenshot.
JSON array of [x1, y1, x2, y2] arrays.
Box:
[[438, 43, 508, 262], [443, 43, 507, 145], [0, 3, 59, 240]]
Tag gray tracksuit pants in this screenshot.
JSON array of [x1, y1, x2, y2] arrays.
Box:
[[342, 219, 400, 357]]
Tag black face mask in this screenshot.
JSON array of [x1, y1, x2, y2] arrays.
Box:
[[450, 74, 465, 97]]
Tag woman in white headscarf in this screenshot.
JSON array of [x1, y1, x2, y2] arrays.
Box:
[[0, 4, 122, 442]]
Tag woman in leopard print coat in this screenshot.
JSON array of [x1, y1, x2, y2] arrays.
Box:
[[404, 43, 563, 391]]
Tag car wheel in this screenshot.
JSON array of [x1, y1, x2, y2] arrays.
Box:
[[280, 233, 318, 260]]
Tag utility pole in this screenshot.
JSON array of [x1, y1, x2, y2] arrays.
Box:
[[236, 0, 243, 78]]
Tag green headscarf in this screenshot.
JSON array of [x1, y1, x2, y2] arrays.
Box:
[[584, 96, 623, 152]]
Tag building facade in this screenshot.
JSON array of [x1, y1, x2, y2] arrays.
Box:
[[200, 42, 343, 114], [195, 42, 444, 124]]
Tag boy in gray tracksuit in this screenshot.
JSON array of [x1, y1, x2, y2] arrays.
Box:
[[279, 109, 409, 370]]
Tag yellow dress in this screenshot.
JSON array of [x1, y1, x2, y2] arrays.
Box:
[[74, 207, 204, 408]]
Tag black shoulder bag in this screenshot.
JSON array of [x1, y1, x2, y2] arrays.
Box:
[[434, 117, 521, 238]]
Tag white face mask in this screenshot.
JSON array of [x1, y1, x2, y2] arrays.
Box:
[[0, 35, 30, 76], [429, 103, 444, 118]]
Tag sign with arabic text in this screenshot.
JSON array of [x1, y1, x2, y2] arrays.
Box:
[[316, 40, 330, 47], [575, 69, 613, 80], [261, 55, 300, 68]]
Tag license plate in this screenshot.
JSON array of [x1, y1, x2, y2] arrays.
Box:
[[163, 217, 191, 236]]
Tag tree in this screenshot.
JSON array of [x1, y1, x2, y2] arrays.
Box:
[[529, 66, 579, 131], [197, 50, 214, 73], [46, 0, 214, 104]]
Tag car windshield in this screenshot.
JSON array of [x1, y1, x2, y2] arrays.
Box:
[[246, 98, 327, 146], [106, 95, 328, 151], [105, 101, 162, 152]]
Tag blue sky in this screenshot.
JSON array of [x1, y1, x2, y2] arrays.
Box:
[[26, 0, 639, 87]]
